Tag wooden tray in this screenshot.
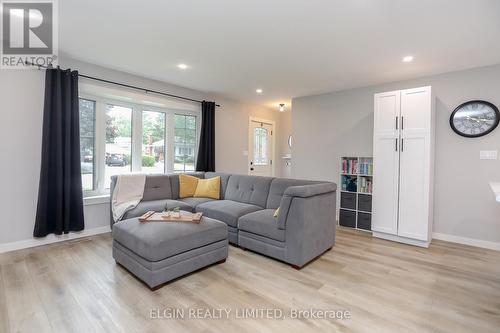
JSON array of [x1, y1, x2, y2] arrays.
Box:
[[139, 211, 203, 224]]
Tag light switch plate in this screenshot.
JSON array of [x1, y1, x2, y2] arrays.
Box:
[[480, 150, 498, 160]]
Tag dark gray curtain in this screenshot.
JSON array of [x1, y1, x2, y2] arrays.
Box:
[[34, 68, 84, 237], [196, 101, 216, 172]]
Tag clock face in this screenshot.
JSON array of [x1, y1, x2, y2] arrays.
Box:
[[450, 100, 499, 138]]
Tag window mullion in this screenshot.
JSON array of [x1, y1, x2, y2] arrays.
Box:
[[132, 108, 142, 173], [95, 100, 106, 194], [163, 113, 168, 174], [166, 112, 175, 173]]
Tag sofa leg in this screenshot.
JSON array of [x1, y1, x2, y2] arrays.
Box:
[[150, 284, 164, 292], [291, 247, 333, 270], [217, 258, 227, 264]]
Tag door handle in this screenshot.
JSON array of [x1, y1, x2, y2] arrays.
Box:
[[401, 138, 404, 152], [250, 167, 254, 171], [395, 138, 398, 151], [396, 116, 398, 130], [401, 116, 404, 130]]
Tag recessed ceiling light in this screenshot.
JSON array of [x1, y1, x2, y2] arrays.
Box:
[[177, 63, 188, 70], [256, 89, 263, 94], [402, 56, 414, 63]]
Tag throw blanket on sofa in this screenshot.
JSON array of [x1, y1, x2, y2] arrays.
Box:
[[111, 174, 146, 222]]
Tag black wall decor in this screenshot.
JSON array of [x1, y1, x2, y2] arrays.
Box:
[[450, 100, 499, 138]]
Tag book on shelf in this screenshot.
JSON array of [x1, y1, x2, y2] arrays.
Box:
[[359, 161, 373, 176], [342, 158, 358, 174], [341, 157, 373, 193], [342, 158, 373, 176], [358, 177, 373, 193]]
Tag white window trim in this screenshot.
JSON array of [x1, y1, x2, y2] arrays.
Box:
[[80, 93, 201, 197]]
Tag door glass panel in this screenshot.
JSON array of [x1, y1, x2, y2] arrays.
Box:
[[105, 104, 132, 188], [253, 127, 268, 165], [142, 111, 166, 174], [79, 99, 95, 191], [174, 114, 196, 172]]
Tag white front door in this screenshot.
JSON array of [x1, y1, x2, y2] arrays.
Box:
[[249, 120, 273, 176]]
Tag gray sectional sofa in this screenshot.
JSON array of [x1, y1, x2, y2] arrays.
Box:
[[110, 172, 337, 268]]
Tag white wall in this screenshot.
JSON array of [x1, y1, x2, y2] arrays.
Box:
[[0, 58, 285, 249], [213, 95, 291, 176], [0, 70, 45, 245], [0, 69, 114, 249], [279, 110, 292, 178], [292, 64, 500, 244]]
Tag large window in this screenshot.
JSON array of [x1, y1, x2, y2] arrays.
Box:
[[79, 96, 199, 196], [174, 114, 197, 172]]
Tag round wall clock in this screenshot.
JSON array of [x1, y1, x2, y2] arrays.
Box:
[[450, 100, 499, 138]]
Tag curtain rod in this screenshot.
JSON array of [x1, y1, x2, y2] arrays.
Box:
[[25, 61, 220, 107]]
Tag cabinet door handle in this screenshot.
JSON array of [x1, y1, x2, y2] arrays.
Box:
[[401, 116, 404, 130], [401, 138, 404, 152], [395, 138, 398, 151], [396, 116, 398, 130]]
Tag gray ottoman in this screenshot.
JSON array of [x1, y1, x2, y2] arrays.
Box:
[[112, 214, 228, 289]]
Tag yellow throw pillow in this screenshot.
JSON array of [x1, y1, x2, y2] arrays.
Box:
[[194, 176, 221, 200], [179, 174, 199, 198]]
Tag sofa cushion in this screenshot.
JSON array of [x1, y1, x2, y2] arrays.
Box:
[[238, 209, 285, 242], [164, 199, 194, 212], [194, 176, 221, 199], [196, 200, 262, 227], [266, 178, 319, 209], [170, 172, 205, 199], [123, 199, 193, 219], [179, 174, 200, 198], [224, 175, 273, 207], [205, 172, 231, 199], [142, 175, 173, 201], [113, 215, 227, 261], [179, 197, 215, 208]]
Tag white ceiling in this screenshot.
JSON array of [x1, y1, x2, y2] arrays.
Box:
[[60, 0, 500, 108]]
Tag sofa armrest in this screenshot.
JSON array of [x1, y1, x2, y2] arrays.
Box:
[[282, 190, 337, 267], [283, 183, 337, 198], [277, 183, 336, 229]]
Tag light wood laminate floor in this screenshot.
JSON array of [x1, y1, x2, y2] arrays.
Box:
[[1, 227, 499, 333]]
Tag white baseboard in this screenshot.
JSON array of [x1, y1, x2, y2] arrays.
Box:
[[373, 231, 430, 248], [0, 226, 111, 254], [432, 232, 500, 251]]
